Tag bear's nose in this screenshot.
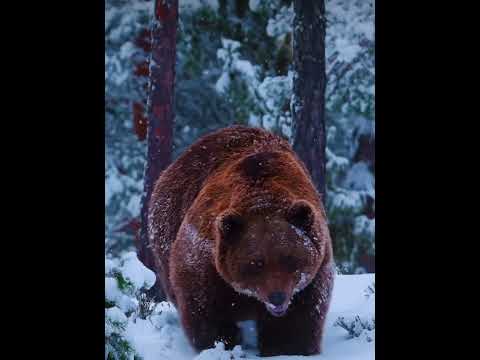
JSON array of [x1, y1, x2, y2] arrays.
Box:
[[268, 291, 286, 306]]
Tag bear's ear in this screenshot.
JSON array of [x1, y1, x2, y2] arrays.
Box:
[[217, 212, 244, 243], [287, 200, 315, 232]]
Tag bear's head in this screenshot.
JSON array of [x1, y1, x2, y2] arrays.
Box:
[[214, 200, 327, 317]]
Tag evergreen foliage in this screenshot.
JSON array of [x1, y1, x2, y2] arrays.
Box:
[[105, 0, 374, 272]]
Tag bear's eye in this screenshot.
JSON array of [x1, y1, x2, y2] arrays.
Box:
[[280, 255, 298, 273], [242, 259, 264, 277]]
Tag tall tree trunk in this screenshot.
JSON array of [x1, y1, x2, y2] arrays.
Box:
[[235, 0, 249, 18], [291, 0, 327, 200], [132, 28, 151, 141], [218, 0, 228, 18], [137, 0, 178, 301]]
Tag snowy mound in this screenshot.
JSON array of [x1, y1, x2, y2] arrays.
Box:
[[125, 274, 375, 360]]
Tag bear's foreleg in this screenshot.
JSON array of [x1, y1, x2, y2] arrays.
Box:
[[257, 273, 332, 356], [176, 289, 242, 351], [172, 263, 242, 352]]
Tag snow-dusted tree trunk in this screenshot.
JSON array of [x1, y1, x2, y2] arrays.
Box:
[[292, 0, 327, 200], [132, 28, 151, 141], [137, 0, 178, 301]]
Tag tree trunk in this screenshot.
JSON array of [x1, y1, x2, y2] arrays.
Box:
[[218, 0, 227, 18], [235, 0, 249, 18], [132, 28, 151, 141], [291, 0, 327, 200], [137, 0, 178, 301]]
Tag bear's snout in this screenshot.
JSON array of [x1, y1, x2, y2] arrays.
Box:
[[268, 291, 286, 306]]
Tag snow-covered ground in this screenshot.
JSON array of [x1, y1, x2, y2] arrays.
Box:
[[124, 274, 375, 360]]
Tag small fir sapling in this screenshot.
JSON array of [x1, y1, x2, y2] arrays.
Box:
[[334, 282, 375, 342], [105, 252, 157, 360]]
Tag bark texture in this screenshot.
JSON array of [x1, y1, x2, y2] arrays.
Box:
[[137, 0, 178, 301], [292, 0, 327, 200]]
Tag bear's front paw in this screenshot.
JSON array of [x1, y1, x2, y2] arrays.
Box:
[[217, 322, 242, 350], [191, 322, 242, 352]]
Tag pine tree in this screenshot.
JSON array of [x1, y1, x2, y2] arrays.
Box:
[[291, 0, 327, 199], [106, 0, 375, 273], [105, 252, 156, 360], [137, 0, 179, 301], [105, 0, 151, 255]]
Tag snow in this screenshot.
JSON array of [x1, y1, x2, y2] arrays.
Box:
[[231, 283, 259, 299], [125, 302, 196, 360], [249, 0, 261, 12], [105, 276, 138, 313], [234, 60, 257, 80], [105, 252, 157, 315], [106, 306, 128, 336], [107, 306, 128, 325], [181, 0, 218, 13], [343, 162, 374, 193], [289, 223, 308, 241], [353, 216, 375, 239], [293, 272, 309, 295], [218, 39, 241, 58], [215, 38, 260, 96], [257, 72, 293, 113], [126, 193, 142, 218], [333, 38, 361, 63], [326, 148, 349, 171], [125, 274, 375, 360], [248, 114, 261, 127], [121, 251, 157, 291], [266, 6, 293, 38], [215, 71, 231, 94], [105, 258, 118, 274], [331, 190, 363, 211], [195, 343, 245, 360], [119, 41, 135, 60], [326, 0, 375, 64], [105, 166, 124, 205]]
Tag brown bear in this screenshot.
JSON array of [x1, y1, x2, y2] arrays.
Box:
[[148, 125, 334, 356]]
